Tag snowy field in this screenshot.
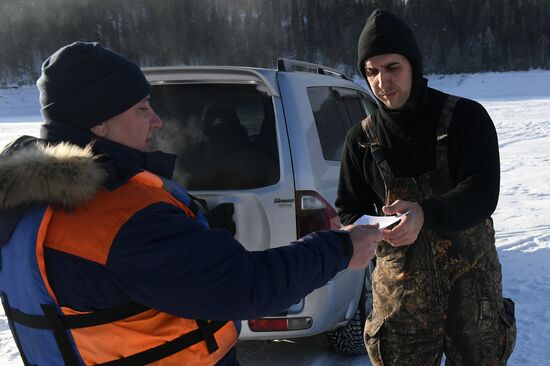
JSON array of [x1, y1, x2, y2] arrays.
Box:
[[1, 70, 549, 365]]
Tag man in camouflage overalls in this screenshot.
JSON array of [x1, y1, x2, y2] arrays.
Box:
[[336, 9, 516, 365]]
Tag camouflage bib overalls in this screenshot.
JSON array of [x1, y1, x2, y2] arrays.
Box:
[[361, 96, 516, 366]]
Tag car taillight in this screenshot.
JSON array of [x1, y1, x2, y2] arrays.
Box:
[[248, 317, 313, 332], [295, 190, 341, 239]]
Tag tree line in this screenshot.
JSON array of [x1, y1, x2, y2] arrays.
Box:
[[0, 0, 548, 85]]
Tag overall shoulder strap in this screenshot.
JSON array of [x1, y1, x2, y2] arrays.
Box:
[[436, 95, 461, 168], [360, 114, 395, 180]]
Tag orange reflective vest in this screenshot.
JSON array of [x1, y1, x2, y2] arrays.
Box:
[[0, 171, 238, 365]]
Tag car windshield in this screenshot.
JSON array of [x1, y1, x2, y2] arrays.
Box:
[[151, 83, 279, 190]]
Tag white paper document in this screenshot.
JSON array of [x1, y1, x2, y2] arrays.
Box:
[[353, 210, 411, 230]]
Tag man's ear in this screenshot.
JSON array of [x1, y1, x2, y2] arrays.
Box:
[[90, 123, 108, 137]]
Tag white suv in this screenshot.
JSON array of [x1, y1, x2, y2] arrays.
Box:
[[143, 59, 377, 354]]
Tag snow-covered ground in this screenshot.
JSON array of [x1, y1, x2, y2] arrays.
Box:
[[1, 71, 549, 365]]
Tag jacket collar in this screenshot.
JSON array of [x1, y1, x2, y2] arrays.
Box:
[[40, 122, 177, 188]]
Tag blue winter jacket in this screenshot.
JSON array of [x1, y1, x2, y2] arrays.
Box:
[[0, 122, 353, 365]]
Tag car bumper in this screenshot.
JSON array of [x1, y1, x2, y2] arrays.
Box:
[[238, 267, 365, 339]]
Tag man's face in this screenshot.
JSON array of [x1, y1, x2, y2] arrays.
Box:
[[364, 53, 413, 110], [90, 97, 163, 152]]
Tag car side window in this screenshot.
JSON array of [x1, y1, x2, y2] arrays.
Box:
[[307, 87, 374, 161]]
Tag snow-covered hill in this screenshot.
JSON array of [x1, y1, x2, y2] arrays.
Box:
[[1, 71, 549, 365]]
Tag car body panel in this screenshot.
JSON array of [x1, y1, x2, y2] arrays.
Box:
[[143, 64, 376, 340]]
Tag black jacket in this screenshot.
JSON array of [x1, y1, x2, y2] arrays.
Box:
[[336, 83, 500, 231]]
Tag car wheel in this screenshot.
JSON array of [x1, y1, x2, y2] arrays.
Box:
[[326, 261, 374, 355]]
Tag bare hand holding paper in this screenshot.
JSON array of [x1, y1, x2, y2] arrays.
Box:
[[353, 210, 411, 230]]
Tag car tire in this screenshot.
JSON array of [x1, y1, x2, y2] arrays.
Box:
[[326, 261, 374, 355]]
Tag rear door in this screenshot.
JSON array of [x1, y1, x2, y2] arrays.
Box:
[[146, 68, 297, 252]]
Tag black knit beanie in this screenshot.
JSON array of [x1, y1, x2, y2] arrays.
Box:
[[357, 9, 423, 81], [37, 41, 151, 129]]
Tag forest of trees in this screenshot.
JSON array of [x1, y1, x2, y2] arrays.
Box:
[[0, 0, 549, 85]]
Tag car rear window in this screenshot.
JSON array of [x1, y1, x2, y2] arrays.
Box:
[[150, 84, 279, 190], [307, 87, 376, 161]]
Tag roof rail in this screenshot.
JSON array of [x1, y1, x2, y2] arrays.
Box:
[[276, 58, 351, 81]]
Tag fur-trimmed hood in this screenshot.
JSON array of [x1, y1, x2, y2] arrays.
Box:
[[0, 141, 106, 210]]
